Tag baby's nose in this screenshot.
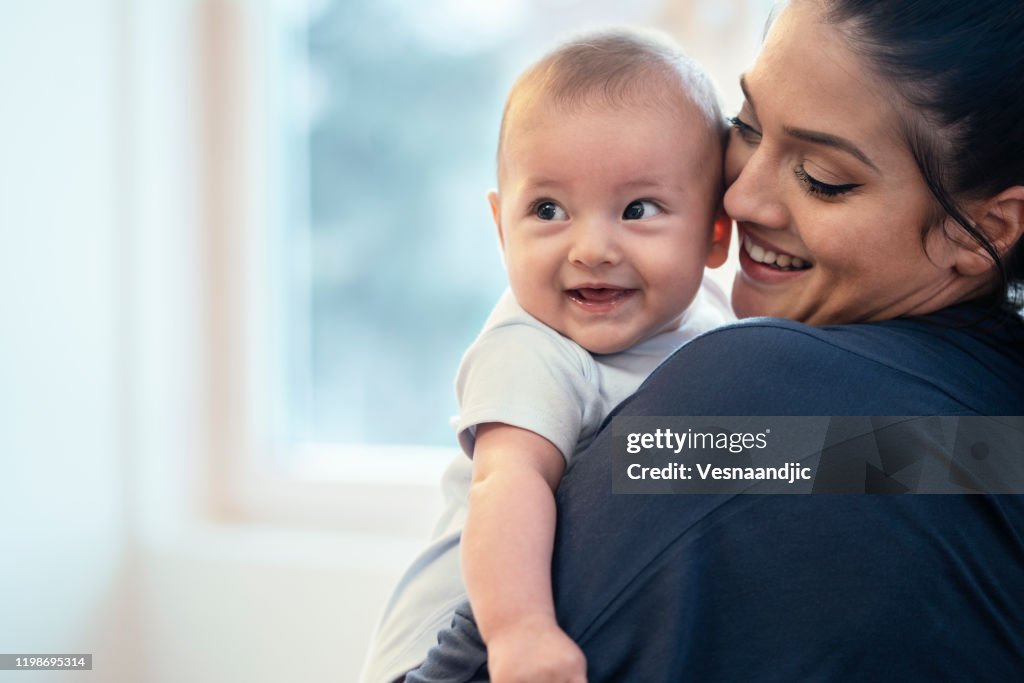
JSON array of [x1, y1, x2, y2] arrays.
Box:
[[568, 219, 621, 268]]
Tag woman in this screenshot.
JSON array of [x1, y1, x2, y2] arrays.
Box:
[[408, 0, 1024, 680]]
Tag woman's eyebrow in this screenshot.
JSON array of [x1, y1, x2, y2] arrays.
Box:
[[784, 127, 880, 172], [739, 74, 879, 173]]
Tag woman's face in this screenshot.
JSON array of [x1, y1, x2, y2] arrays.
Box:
[[724, 0, 975, 324]]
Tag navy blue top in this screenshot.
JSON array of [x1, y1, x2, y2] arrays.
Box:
[[408, 305, 1024, 682]]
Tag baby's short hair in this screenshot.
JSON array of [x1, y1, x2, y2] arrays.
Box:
[[497, 28, 725, 165]]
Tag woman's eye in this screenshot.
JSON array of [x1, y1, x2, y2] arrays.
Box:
[[535, 201, 568, 220], [794, 165, 861, 199], [623, 200, 662, 220], [728, 115, 761, 144]]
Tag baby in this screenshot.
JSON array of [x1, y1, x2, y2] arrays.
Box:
[[361, 28, 733, 683]]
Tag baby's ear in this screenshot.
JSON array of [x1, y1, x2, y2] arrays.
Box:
[[705, 205, 732, 269], [487, 190, 504, 246], [953, 186, 1024, 276]]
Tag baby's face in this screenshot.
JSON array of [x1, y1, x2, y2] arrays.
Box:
[[492, 98, 727, 354]]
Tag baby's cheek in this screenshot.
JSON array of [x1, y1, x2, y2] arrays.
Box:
[[663, 256, 706, 288]]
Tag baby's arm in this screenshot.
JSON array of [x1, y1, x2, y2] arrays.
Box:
[[462, 422, 586, 683]]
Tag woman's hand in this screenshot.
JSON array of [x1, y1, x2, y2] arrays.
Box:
[[486, 615, 587, 683]]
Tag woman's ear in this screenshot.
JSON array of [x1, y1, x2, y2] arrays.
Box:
[[705, 205, 733, 269], [955, 186, 1024, 276], [488, 190, 504, 247]]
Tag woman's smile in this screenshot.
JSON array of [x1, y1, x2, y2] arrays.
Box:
[[738, 229, 813, 285]]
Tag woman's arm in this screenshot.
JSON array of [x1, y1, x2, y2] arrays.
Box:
[[462, 423, 586, 683]]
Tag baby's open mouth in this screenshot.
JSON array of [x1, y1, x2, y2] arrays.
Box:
[[567, 287, 636, 304], [742, 235, 812, 271]]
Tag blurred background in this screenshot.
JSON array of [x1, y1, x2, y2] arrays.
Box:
[[0, 1, 771, 680]]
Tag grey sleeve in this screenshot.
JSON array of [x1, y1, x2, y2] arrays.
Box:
[[404, 602, 488, 683]]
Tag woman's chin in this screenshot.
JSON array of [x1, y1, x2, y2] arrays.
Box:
[[731, 278, 784, 320]]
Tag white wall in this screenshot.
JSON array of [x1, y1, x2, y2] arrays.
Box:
[[0, 1, 138, 681], [137, 525, 426, 683], [0, 1, 431, 680]]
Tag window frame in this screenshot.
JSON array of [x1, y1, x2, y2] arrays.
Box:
[[200, 0, 457, 536]]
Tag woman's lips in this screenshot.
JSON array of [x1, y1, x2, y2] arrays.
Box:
[[566, 287, 636, 311], [739, 230, 813, 284], [741, 233, 811, 269]]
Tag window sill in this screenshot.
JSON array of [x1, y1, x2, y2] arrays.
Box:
[[220, 444, 459, 538]]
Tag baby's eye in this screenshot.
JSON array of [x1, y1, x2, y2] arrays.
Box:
[[535, 201, 568, 221], [622, 200, 661, 220]]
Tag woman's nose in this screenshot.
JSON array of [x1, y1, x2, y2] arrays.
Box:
[[568, 218, 621, 268], [723, 144, 789, 231]]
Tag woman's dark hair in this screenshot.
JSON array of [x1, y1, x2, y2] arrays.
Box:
[[822, 0, 1024, 310]]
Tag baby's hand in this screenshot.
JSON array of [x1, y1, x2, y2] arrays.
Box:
[[486, 615, 586, 683]]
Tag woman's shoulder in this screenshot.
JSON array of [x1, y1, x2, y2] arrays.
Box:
[[683, 315, 913, 366], [694, 305, 1023, 367], [640, 306, 1024, 415]]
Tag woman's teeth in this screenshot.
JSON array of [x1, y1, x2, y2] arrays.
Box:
[[743, 235, 810, 270]]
